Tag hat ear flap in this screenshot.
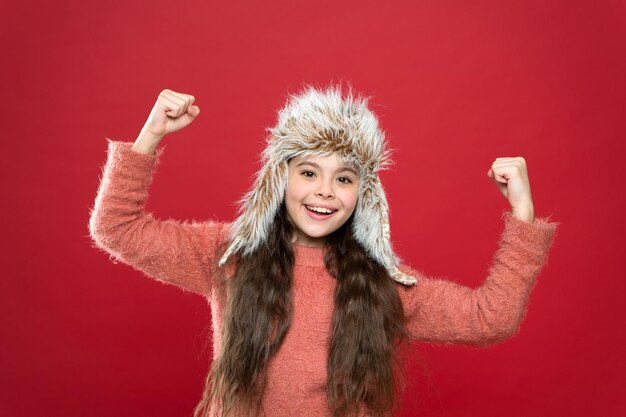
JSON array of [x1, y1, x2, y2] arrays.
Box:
[[352, 175, 388, 260], [352, 175, 417, 286], [219, 160, 289, 266]]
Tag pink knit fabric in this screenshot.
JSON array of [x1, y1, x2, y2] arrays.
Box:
[[88, 139, 559, 416]]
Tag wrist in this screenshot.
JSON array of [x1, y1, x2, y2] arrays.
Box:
[[132, 131, 164, 155], [511, 205, 535, 224]]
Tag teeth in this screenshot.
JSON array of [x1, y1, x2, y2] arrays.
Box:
[[306, 205, 335, 214]]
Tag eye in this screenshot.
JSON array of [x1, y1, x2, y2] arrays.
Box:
[[338, 177, 353, 184], [301, 170, 315, 178]]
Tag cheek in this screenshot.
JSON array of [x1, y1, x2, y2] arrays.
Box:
[[284, 185, 300, 223], [341, 190, 359, 212], [285, 178, 310, 205]]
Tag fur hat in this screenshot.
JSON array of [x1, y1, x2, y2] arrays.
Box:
[[218, 83, 417, 286]]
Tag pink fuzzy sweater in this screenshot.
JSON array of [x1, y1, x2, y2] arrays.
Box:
[[88, 140, 559, 416]]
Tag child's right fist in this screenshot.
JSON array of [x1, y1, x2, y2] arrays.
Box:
[[140, 89, 200, 140]]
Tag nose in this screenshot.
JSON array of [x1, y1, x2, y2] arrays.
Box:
[[315, 179, 335, 198]]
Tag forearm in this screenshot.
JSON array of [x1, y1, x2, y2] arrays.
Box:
[[89, 140, 161, 249]]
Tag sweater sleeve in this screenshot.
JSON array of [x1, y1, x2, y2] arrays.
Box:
[[88, 139, 229, 297], [397, 211, 560, 346]]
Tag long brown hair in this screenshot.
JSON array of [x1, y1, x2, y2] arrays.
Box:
[[193, 200, 411, 417]]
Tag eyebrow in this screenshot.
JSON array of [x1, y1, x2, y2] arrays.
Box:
[[296, 161, 358, 176]]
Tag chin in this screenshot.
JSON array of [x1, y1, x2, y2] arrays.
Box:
[[300, 227, 331, 239]]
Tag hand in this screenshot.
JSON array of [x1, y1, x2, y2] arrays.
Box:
[[140, 89, 200, 139], [487, 157, 535, 222]]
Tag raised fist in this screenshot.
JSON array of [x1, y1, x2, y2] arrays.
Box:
[[487, 157, 535, 217], [140, 89, 200, 139]]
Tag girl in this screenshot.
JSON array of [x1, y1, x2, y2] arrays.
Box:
[[89, 85, 559, 417]]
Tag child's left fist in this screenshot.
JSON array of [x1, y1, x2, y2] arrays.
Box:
[[487, 157, 535, 221]]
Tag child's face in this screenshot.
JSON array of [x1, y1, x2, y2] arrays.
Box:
[[285, 153, 359, 247]]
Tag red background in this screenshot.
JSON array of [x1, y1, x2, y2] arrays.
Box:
[[2, 0, 625, 416]]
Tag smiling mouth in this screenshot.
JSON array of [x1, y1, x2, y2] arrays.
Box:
[[304, 205, 337, 216]]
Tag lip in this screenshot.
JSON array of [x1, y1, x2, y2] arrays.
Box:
[[303, 204, 337, 221]]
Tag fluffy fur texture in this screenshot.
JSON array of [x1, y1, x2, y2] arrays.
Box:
[[218, 83, 417, 285]]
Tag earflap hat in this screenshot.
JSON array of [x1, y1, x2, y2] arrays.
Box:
[[218, 83, 417, 286]]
